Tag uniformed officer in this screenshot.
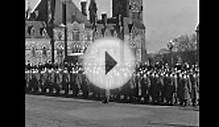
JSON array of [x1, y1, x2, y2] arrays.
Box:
[[181, 73, 191, 106], [103, 87, 110, 104], [25, 69, 30, 93], [189, 73, 198, 106], [165, 73, 174, 105], [70, 68, 77, 97], [75, 69, 82, 97], [48, 67, 56, 95], [196, 71, 200, 106], [172, 73, 178, 105], [81, 70, 89, 99], [53, 67, 61, 95], [29, 68, 39, 94], [151, 72, 160, 104], [129, 73, 137, 103], [177, 72, 183, 106], [35, 67, 41, 94], [43, 68, 53, 95], [158, 72, 165, 104], [148, 71, 155, 103], [62, 68, 70, 96], [40, 67, 47, 94], [57, 67, 63, 94], [141, 73, 150, 103], [135, 72, 141, 102]]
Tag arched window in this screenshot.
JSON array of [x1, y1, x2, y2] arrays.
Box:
[[42, 46, 47, 57], [73, 31, 80, 41], [27, 25, 33, 35], [31, 46, 36, 57]]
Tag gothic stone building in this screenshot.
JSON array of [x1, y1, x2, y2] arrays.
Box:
[[26, 0, 147, 64], [90, 0, 147, 63], [25, 21, 51, 65]]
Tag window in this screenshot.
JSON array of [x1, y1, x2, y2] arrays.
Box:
[[73, 31, 80, 41], [58, 32, 62, 40], [87, 33, 91, 41], [42, 47, 47, 57]]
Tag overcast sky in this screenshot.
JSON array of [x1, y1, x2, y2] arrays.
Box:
[[27, 0, 198, 53]]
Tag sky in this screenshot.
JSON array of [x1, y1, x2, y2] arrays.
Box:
[[26, 0, 198, 53]]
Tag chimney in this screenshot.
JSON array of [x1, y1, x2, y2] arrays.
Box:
[[81, 0, 87, 16], [101, 13, 107, 26]]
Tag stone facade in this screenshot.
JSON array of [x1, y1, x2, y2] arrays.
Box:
[[53, 21, 93, 64], [26, 0, 147, 64], [25, 21, 51, 65], [93, 0, 146, 63]]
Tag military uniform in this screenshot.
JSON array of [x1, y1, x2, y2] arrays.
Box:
[[150, 73, 160, 103], [53, 69, 61, 95], [177, 73, 184, 105], [141, 74, 150, 103], [163, 74, 174, 105], [173, 73, 178, 104], [148, 74, 155, 103], [70, 69, 78, 97], [129, 75, 136, 103], [49, 68, 56, 94], [103, 88, 110, 104], [43, 69, 53, 94], [158, 74, 165, 104], [81, 72, 89, 98], [196, 73, 200, 105], [75, 71, 82, 97], [25, 70, 30, 93], [181, 74, 191, 106], [135, 74, 141, 102], [62, 69, 70, 96], [35, 69, 41, 93], [38, 69, 44, 94], [189, 74, 198, 106], [111, 87, 121, 102], [29, 69, 39, 93]]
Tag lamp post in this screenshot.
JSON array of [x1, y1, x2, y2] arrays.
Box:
[[61, 0, 68, 60], [195, 24, 199, 51], [167, 40, 175, 68], [195, 24, 199, 63]]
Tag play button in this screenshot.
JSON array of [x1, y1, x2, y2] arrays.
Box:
[[105, 51, 117, 75], [82, 37, 136, 89]]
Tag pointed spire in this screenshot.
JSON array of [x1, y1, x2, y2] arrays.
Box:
[[25, 0, 30, 11], [25, 0, 32, 19], [89, 0, 98, 25], [80, 0, 87, 16]]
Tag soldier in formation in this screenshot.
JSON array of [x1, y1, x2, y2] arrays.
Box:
[[25, 62, 199, 107]]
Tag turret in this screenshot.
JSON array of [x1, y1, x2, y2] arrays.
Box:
[[81, 0, 87, 16]]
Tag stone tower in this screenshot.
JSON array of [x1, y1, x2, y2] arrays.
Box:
[[112, 0, 143, 21], [112, 0, 146, 63], [88, 0, 98, 26], [112, 0, 129, 17]]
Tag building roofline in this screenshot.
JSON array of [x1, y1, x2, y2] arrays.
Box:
[[31, 0, 41, 13]]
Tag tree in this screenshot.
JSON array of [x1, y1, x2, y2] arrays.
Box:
[[169, 33, 199, 64], [173, 34, 197, 52]]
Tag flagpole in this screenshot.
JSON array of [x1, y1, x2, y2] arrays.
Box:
[[62, 1, 68, 60]]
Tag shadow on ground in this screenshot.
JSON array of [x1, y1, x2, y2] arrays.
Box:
[[147, 122, 199, 127]]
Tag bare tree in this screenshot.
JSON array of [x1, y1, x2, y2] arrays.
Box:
[[173, 34, 197, 52]]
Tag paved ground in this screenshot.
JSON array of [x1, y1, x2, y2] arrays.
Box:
[[25, 95, 199, 127]]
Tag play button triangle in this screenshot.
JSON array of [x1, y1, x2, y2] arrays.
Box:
[[105, 51, 117, 75], [83, 37, 136, 89]]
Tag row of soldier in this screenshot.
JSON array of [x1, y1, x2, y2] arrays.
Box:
[[25, 62, 199, 106]]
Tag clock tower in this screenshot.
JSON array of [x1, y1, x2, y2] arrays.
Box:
[[128, 0, 143, 21], [112, 0, 129, 17], [112, 0, 143, 21]]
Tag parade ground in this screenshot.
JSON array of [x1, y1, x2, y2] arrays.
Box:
[[25, 95, 199, 127]]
